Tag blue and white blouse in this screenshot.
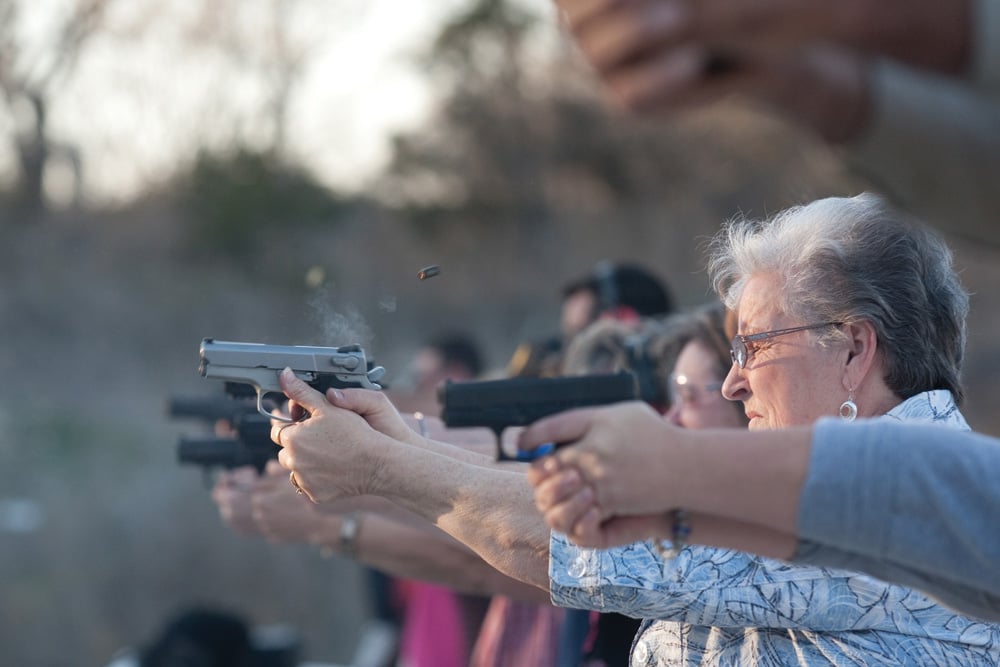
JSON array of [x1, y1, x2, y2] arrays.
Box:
[[549, 390, 1000, 666]]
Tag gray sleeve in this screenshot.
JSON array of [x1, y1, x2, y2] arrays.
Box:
[[793, 418, 1000, 621], [971, 0, 1000, 86], [843, 58, 1000, 247]]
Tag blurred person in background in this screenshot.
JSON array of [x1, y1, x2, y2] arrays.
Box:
[[559, 261, 675, 340], [390, 332, 486, 416], [508, 260, 675, 379], [382, 331, 490, 667], [660, 302, 747, 431], [105, 607, 300, 667]]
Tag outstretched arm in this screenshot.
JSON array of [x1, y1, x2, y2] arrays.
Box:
[[519, 405, 1000, 620], [248, 462, 547, 602], [273, 369, 553, 591]]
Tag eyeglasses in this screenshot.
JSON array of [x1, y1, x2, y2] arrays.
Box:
[[668, 374, 724, 406], [730, 322, 841, 369]]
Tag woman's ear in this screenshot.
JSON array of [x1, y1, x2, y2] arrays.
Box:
[[842, 320, 879, 390]]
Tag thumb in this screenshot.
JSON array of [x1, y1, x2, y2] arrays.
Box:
[[278, 367, 329, 415], [327, 387, 412, 441], [326, 386, 391, 417]]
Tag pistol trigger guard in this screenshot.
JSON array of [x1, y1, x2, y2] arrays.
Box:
[[257, 391, 306, 423]]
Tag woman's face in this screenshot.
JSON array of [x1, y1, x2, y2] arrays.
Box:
[[721, 272, 847, 431], [666, 340, 747, 430]]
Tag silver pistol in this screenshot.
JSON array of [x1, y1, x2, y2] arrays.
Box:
[[199, 338, 386, 422]]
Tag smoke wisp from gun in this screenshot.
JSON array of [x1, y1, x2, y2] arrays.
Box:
[[307, 286, 375, 348]]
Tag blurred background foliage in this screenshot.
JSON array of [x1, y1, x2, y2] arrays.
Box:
[[1, 0, 998, 665], [176, 147, 351, 259]]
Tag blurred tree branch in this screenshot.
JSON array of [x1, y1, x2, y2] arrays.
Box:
[[184, 0, 350, 157], [0, 0, 107, 214]]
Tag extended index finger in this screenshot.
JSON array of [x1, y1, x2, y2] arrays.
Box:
[[277, 367, 329, 415], [517, 407, 596, 454]]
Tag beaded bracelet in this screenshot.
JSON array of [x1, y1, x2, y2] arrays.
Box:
[[656, 508, 691, 560]]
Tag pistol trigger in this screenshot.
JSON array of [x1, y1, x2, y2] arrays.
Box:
[[261, 387, 297, 423]]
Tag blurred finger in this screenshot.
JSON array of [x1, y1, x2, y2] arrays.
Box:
[[543, 485, 596, 535], [558, 0, 639, 33], [605, 46, 710, 112], [517, 408, 596, 454], [581, 1, 692, 73], [277, 447, 293, 471], [526, 455, 563, 487], [271, 421, 296, 447], [569, 506, 605, 547], [533, 468, 584, 512]]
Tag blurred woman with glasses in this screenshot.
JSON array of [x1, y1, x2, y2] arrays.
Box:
[[662, 302, 747, 431]]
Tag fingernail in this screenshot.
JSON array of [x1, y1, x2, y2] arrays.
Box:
[[329, 388, 345, 402], [281, 367, 294, 380]]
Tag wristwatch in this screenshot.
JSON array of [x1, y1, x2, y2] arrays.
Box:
[[339, 511, 362, 560]]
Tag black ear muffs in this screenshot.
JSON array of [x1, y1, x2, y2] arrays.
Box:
[[593, 260, 619, 314]]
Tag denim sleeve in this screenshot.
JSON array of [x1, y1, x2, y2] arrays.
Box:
[[794, 418, 1000, 621]]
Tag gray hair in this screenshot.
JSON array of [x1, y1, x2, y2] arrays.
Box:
[[707, 193, 968, 403]]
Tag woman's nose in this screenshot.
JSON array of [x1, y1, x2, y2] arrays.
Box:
[[721, 363, 748, 402]]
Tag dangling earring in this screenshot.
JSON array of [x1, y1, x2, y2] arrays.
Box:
[[839, 389, 858, 421]]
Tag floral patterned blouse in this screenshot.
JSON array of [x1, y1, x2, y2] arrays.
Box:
[[549, 390, 1000, 666]]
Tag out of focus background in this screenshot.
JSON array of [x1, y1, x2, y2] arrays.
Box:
[[1, 0, 998, 665]]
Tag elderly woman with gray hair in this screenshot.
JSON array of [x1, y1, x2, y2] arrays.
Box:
[[525, 193, 1000, 665]]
